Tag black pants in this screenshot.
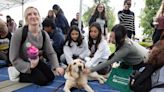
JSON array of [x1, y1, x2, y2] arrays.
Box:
[[127, 31, 133, 39], [152, 29, 163, 44], [19, 61, 55, 86], [120, 61, 145, 70], [132, 62, 146, 70], [97, 62, 112, 75]]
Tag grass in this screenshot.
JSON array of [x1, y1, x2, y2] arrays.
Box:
[[108, 43, 116, 53], [108, 41, 152, 53], [139, 42, 153, 48]]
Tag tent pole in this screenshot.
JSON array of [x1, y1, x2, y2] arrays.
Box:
[[22, 0, 24, 25], [78, 0, 82, 33]]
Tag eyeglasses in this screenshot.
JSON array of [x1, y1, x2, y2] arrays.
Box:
[[98, 6, 103, 8]]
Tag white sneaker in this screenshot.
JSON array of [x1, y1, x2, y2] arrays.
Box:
[[8, 66, 20, 81]]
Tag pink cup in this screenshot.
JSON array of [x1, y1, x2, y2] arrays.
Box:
[[27, 45, 39, 59]]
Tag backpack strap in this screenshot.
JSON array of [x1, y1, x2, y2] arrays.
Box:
[[20, 25, 28, 47], [152, 83, 164, 89], [40, 30, 45, 50], [20, 25, 46, 50]]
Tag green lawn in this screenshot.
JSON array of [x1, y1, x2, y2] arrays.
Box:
[[108, 41, 152, 53], [139, 42, 153, 48], [109, 43, 116, 53]]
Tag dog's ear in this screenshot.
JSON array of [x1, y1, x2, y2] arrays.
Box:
[[66, 64, 72, 72]]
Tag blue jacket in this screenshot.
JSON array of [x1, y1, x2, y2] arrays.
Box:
[[48, 27, 65, 57], [55, 14, 69, 35]]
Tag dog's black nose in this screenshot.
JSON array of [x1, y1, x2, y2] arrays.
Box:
[[78, 66, 82, 70]]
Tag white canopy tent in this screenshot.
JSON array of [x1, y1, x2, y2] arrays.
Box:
[[0, 0, 35, 24], [0, 0, 83, 28], [78, 0, 83, 31]]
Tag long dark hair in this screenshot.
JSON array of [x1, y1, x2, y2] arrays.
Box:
[[92, 3, 107, 20], [46, 10, 55, 19], [112, 24, 127, 51], [108, 24, 127, 59], [88, 22, 102, 54], [52, 4, 64, 16], [6, 15, 13, 26], [64, 25, 83, 47]]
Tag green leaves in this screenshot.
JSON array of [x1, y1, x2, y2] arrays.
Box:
[[83, 0, 115, 31], [140, 0, 161, 37]]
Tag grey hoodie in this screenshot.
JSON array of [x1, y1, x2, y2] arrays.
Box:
[[9, 28, 59, 73], [91, 38, 149, 72]]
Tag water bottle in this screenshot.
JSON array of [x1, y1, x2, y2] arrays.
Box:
[[26, 42, 39, 59]]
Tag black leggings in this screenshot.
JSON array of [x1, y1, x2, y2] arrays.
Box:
[[97, 62, 112, 75], [120, 61, 145, 70], [19, 61, 55, 86], [132, 61, 146, 70], [152, 29, 163, 44], [127, 30, 135, 39]]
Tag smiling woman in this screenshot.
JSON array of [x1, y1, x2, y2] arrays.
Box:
[[8, 6, 64, 86]]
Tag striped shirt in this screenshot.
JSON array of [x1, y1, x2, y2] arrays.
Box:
[[118, 10, 135, 33]]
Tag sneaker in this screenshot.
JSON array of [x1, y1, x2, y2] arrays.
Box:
[[8, 66, 20, 81]]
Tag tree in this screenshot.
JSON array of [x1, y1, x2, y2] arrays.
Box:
[[140, 0, 161, 37], [83, 0, 115, 31]]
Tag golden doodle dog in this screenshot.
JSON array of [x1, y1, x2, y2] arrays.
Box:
[[63, 59, 107, 92]]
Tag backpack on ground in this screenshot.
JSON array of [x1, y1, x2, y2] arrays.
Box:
[[129, 64, 164, 92]]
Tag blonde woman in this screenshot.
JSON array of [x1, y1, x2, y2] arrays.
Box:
[[8, 6, 64, 86]]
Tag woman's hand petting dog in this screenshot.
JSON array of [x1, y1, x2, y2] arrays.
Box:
[[83, 67, 91, 74], [54, 67, 65, 76], [63, 59, 107, 92]]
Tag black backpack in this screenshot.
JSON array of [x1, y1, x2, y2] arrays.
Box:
[[129, 64, 164, 92], [20, 25, 45, 49], [20, 26, 47, 60]]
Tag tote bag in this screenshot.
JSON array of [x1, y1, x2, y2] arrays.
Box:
[[106, 66, 133, 92]]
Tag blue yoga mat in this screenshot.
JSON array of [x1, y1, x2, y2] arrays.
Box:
[[0, 60, 7, 68], [15, 76, 120, 92], [0, 67, 9, 82], [0, 67, 120, 92]]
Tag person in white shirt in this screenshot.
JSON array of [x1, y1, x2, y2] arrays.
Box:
[[89, 3, 108, 40], [61, 25, 89, 64], [85, 22, 111, 75]]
